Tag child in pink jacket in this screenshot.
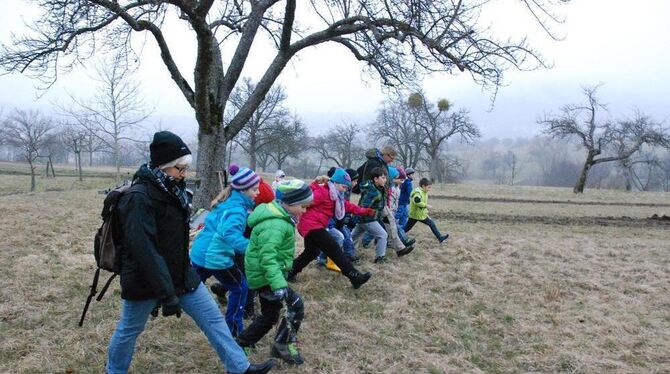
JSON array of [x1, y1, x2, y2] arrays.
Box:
[[286, 168, 373, 289]]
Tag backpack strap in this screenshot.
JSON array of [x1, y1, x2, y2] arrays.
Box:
[[96, 273, 118, 302], [78, 267, 101, 327]]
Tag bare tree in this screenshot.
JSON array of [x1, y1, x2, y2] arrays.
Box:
[[407, 91, 480, 182], [60, 125, 88, 181], [312, 123, 364, 168], [230, 78, 289, 170], [504, 150, 519, 185], [539, 86, 669, 193], [266, 116, 308, 170], [0, 0, 568, 208], [62, 57, 150, 183], [1, 109, 55, 191], [370, 97, 425, 168]]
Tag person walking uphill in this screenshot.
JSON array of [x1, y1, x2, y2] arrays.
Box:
[[286, 168, 374, 289], [105, 131, 274, 374], [190, 165, 261, 337], [236, 180, 313, 365]]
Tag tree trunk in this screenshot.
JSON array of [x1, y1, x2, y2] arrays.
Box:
[[249, 134, 257, 170], [574, 152, 595, 193], [77, 152, 83, 182], [429, 150, 440, 182], [193, 128, 226, 209], [29, 160, 36, 192], [114, 139, 121, 184]]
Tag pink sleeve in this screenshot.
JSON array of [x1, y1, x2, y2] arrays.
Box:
[[345, 200, 369, 215]]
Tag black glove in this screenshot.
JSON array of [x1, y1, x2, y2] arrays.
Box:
[[161, 295, 182, 318], [272, 287, 288, 301]]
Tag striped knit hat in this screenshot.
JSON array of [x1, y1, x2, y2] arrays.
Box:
[[229, 165, 260, 190], [277, 180, 313, 206]]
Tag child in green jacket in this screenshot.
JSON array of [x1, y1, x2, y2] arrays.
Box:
[[404, 178, 449, 243], [236, 180, 313, 365]]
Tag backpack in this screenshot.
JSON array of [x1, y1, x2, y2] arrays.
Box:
[[78, 184, 140, 326]]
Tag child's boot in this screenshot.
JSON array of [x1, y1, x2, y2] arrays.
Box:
[[346, 268, 372, 289], [271, 341, 304, 365]]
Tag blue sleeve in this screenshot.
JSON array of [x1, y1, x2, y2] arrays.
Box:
[[215, 208, 250, 255]]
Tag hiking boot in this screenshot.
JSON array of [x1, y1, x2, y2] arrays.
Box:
[[210, 283, 227, 306], [241, 358, 276, 374], [374, 255, 388, 264], [396, 245, 415, 257], [439, 234, 450, 243], [347, 269, 372, 289], [271, 341, 304, 365], [402, 237, 416, 247]]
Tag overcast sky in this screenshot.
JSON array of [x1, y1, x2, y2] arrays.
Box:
[[1, 0, 669, 142]]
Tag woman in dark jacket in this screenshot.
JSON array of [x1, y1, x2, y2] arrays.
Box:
[[106, 131, 274, 374]]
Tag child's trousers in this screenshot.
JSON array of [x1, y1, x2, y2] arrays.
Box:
[[236, 286, 304, 346]]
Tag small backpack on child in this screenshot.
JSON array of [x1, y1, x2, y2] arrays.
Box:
[[78, 183, 141, 326]]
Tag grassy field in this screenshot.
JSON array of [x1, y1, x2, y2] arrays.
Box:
[[1, 167, 669, 373]]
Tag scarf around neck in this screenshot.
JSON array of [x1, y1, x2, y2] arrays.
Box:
[[142, 163, 191, 213], [328, 181, 346, 220]]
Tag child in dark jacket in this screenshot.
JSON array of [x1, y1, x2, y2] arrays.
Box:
[[351, 167, 390, 263], [396, 167, 414, 228]]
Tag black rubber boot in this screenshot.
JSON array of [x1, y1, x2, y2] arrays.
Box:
[[346, 269, 372, 289], [271, 342, 304, 365], [242, 358, 276, 374]]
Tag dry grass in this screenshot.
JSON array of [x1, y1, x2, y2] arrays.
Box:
[[1, 171, 669, 373]]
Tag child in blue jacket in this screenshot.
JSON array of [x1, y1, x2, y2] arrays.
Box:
[[190, 165, 260, 337]]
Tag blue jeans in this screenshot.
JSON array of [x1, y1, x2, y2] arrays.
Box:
[[192, 263, 248, 337], [106, 283, 249, 374], [396, 204, 409, 228], [318, 227, 345, 263], [340, 225, 355, 258]]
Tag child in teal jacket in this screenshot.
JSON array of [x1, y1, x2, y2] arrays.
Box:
[[190, 165, 260, 337]]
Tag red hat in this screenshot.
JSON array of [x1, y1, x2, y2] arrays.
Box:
[[254, 178, 275, 205]]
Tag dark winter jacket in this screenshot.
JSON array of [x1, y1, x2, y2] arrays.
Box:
[[116, 166, 200, 301], [357, 180, 387, 223], [353, 148, 388, 194], [398, 178, 413, 206]]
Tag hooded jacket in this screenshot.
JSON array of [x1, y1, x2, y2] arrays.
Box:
[[409, 187, 429, 220], [244, 201, 297, 291], [116, 166, 200, 300], [297, 181, 369, 237], [190, 189, 255, 270]]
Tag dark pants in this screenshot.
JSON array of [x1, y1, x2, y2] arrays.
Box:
[[292, 228, 355, 276], [234, 254, 256, 317], [236, 286, 304, 346], [404, 217, 446, 240], [192, 263, 247, 337]]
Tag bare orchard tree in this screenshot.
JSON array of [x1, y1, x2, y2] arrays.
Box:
[[62, 58, 150, 183], [60, 125, 88, 181], [0, 110, 55, 191], [503, 150, 520, 185], [370, 97, 425, 168], [0, 0, 568, 208], [266, 116, 308, 170], [539, 86, 669, 193], [312, 123, 364, 169], [230, 78, 289, 170], [407, 91, 481, 182]]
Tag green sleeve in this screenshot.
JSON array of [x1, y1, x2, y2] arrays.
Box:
[[256, 226, 288, 291]]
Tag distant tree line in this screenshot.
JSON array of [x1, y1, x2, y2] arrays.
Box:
[[2, 78, 669, 193]]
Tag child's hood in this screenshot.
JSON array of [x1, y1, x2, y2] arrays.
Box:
[[247, 200, 292, 228]]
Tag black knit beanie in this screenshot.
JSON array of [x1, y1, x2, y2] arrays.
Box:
[[150, 131, 191, 167]]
